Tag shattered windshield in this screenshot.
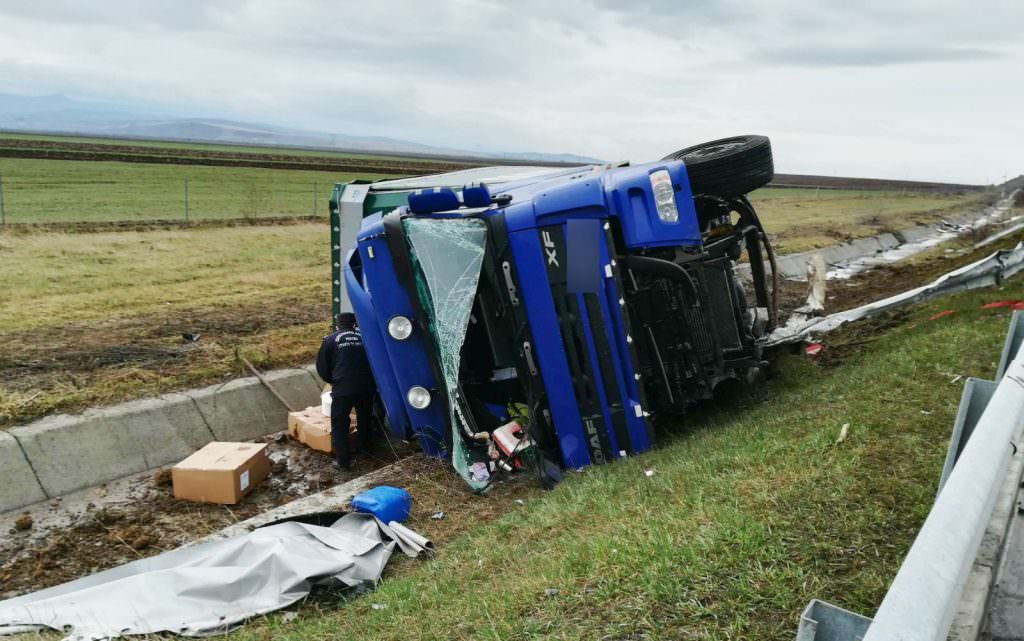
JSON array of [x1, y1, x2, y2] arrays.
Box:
[[403, 217, 489, 490]]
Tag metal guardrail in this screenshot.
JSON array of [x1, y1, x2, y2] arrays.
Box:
[[796, 311, 1024, 641]]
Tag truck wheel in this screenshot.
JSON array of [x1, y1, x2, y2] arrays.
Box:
[[662, 135, 774, 198]]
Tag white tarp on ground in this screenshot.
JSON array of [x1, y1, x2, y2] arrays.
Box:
[[766, 242, 1024, 346], [0, 512, 431, 640]]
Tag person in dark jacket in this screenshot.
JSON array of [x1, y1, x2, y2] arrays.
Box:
[[316, 313, 376, 469]]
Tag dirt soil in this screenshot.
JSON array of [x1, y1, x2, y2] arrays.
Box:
[[0, 432, 425, 599], [0, 137, 481, 175], [0, 433, 539, 602], [0, 295, 331, 427]]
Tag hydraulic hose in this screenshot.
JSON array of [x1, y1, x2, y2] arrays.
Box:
[[732, 196, 779, 328]]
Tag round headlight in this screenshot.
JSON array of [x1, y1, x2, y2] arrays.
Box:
[[387, 315, 413, 340], [407, 386, 431, 410]]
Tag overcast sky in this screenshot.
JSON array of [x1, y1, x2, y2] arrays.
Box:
[[0, 0, 1021, 183]]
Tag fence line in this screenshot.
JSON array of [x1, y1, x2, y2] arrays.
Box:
[[0, 175, 334, 224]]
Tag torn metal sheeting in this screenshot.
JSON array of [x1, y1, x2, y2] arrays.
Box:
[[0, 512, 431, 640], [766, 242, 1024, 347]]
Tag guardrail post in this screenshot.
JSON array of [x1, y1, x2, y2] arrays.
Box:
[[184, 178, 190, 224], [0, 175, 5, 225], [313, 181, 318, 216]]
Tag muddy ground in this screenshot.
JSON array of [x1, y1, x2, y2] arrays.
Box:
[[0, 295, 331, 427], [0, 433, 422, 599]]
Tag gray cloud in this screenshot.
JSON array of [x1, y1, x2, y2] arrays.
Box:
[[757, 45, 1005, 67], [0, 0, 1020, 183]]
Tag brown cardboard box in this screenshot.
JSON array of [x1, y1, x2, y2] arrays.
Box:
[[287, 405, 358, 454], [172, 442, 270, 504], [287, 407, 333, 453]]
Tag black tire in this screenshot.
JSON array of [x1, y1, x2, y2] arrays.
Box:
[[662, 135, 774, 198]]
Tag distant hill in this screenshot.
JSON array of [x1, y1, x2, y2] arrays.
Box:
[[0, 92, 602, 165]]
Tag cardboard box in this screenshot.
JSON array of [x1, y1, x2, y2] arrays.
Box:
[[288, 406, 333, 453], [287, 405, 357, 454], [172, 442, 270, 504]]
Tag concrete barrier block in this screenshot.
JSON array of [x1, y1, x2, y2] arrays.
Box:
[[876, 233, 900, 250], [303, 363, 325, 387], [188, 378, 286, 442], [900, 225, 934, 244], [264, 368, 322, 411], [98, 394, 215, 468], [776, 255, 808, 280], [0, 431, 47, 512], [13, 393, 212, 498]]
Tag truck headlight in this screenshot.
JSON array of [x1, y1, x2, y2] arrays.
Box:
[[407, 386, 431, 410], [649, 170, 678, 223], [387, 315, 413, 340]]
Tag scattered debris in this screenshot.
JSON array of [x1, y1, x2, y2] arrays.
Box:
[[928, 310, 955, 321], [644, 469, 656, 478], [281, 612, 298, 623], [835, 423, 850, 445], [767, 242, 1024, 346], [13, 515, 32, 532], [514, 499, 526, 506], [921, 410, 933, 415], [371, 603, 388, 611], [795, 253, 827, 314], [805, 342, 824, 357], [431, 511, 446, 520], [982, 300, 1022, 309], [544, 588, 560, 598], [951, 375, 964, 384]]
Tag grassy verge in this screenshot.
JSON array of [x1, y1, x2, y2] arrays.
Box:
[[750, 187, 998, 254], [231, 278, 1024, 641], [0, 158, 389, 223], [0, 224, 330, 425]]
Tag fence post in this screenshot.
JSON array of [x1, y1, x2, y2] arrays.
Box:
[[184, 178, 190, 224], [314, 181, 318, 216], [0, 175, 5, 226]]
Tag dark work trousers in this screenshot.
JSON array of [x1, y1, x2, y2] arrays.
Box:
[[331, 392, 374, 467]]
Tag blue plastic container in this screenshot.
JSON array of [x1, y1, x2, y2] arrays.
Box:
[[351, 486, 411, 524]]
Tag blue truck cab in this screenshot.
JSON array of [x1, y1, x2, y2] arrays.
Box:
[[330, 136, 778, 489]]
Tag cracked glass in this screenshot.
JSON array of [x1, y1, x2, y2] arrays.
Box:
[[403, 217, 489, 490]]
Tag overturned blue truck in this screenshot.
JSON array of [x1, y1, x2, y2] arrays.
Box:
[[329, 136, 779, 489]]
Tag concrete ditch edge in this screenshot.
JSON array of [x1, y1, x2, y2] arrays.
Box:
[[1, 367, 322, 514], [773, 196, 1011, 280], [0, 431, 48, 510]]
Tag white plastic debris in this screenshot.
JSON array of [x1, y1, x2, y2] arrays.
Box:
[[836, 423, 850, 444]]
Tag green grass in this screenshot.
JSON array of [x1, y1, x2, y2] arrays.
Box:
[[0, 158, 390, 223], [750, 187, 997, 254], [0, 224, 326, 333], [0, 224, 331, 425], [230, 280, 1024, 641]]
